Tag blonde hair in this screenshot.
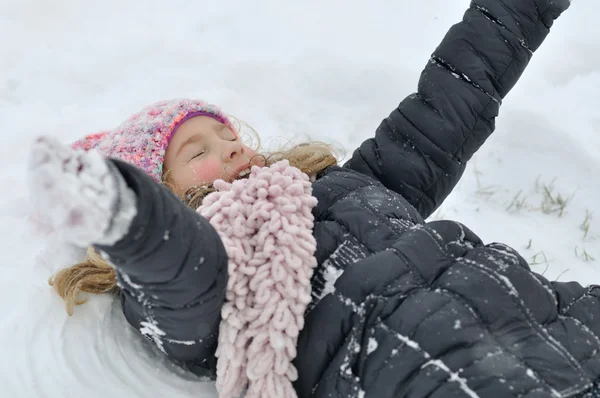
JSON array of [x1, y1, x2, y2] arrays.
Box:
[[49, 128, 338, 315]]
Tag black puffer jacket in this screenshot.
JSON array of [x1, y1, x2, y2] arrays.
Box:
[[99, 1, 600, 397]]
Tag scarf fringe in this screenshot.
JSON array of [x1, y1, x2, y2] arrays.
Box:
[[198, 160, 318, 398]]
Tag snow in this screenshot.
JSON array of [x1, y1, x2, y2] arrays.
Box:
[[28, 136, 138, 247], [422, 359, 480, 398], [321, 262, 344, 296], [121, 271, 143, 290], [367, 337, 378, 355], [1, 0, 599, 397], [383, 323, 481, 398], [139, 318, 167, 354]]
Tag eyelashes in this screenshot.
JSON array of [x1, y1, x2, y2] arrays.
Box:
[[189, 135, 238, 162], [189, 138, 237, 161], [190, 150, 206, 161]]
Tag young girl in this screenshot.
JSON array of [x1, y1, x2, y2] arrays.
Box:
[[28, 0, 596, 397]]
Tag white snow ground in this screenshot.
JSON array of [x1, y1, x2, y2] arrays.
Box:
[[1, 0, 599, 396]]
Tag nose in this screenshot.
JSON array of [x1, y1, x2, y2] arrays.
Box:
[[222, 139, 245, 162]]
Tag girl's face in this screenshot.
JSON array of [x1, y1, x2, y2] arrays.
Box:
[[163, 115, 259, 194]]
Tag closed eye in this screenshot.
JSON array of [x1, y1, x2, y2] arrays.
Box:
[[190, 150, 206, 161], [215, 123, 237, 142]]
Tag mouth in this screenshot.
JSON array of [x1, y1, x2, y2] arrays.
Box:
[[237, 167, 251, 179], [231, 164, 252, 180]]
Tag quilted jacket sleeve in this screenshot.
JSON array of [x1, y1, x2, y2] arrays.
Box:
[[344, 0, 571, 219], [96, 159, 228, 378]]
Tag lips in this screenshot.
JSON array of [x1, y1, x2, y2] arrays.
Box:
[[228, 156, 265, 181], [230, 164, 252, 180]]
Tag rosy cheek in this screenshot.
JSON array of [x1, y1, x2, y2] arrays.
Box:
[[190, 158, 223, 183]]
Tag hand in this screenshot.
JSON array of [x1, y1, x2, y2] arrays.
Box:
[[27, 136, 137, 247]]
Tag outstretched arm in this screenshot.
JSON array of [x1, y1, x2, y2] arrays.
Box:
[[96, 159, 228, 377], [27, 136, 228, 377], [344, 0, 571, 219]]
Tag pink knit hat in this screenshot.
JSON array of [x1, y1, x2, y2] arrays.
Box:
[[71, 99, 235, 183]]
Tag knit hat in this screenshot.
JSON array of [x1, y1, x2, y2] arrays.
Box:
[[71, 99, 235, 183]]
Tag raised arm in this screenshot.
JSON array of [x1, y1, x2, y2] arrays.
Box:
[[96, 160, 228, 377], [344, 0, 571, 218]]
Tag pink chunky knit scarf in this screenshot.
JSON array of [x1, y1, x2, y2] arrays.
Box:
[[197, 160, 318, 398]]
